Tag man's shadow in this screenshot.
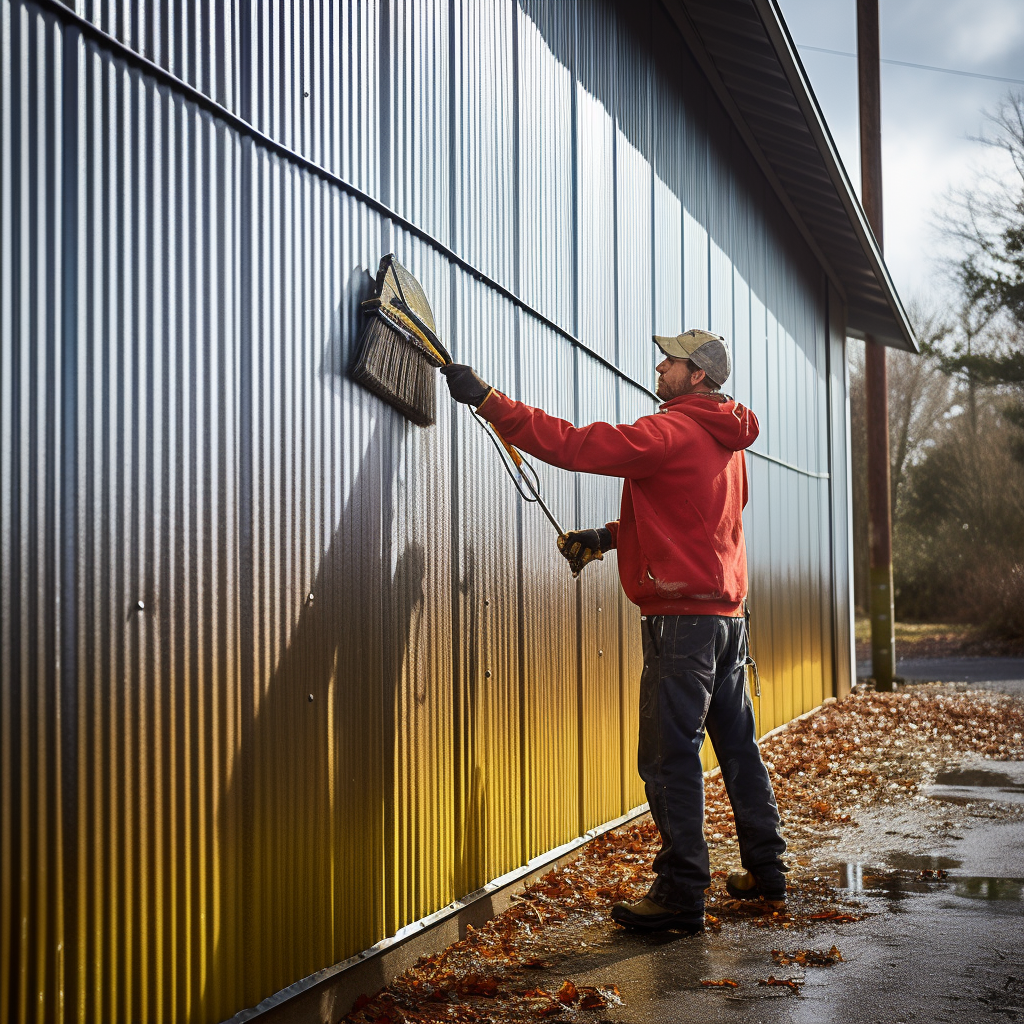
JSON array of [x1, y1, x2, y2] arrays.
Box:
[[202, 267, 428, 1022]]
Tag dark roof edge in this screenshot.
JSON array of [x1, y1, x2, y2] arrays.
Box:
[[751, 0, 917, 352]]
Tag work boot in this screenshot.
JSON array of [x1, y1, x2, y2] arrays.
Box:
[[610, 897, 704, 933], [725, 868, 786, 906]]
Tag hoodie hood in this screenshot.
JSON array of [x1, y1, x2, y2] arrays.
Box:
[[660, 393, 759, 451]]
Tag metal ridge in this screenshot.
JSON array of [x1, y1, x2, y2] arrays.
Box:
[[41, 0, 661, 401], [749, 448, 829, 480]]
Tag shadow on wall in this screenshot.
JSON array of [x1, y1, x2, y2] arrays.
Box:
[[201, 267, 428, 1023]]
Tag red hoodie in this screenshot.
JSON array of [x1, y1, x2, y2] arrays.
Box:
[[477, 390, 759, 616]]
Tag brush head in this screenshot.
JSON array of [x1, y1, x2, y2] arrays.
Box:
[[351, 313, 438, 426]]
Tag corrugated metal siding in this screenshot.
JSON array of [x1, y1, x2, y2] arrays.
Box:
[[519, 316, 579, 861], [451, 276, 522, 894], [2, 2, 855, 1022], [828, 283, 855, 698], [577, 363, 624, 830]]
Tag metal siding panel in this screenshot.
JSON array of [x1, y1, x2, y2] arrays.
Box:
[[452, 275, 522, 893], [744, 455, 772, 735], [616, 128, 652, 385], [683, 207, 708, 332], [707, 109, 732, 341], [828, 284, 854, 697], [517, 3, 573, 332], [616, 384, 657, 809], [681, 57, 708, 332], [247, 162, 394, 1001], [388, 231, 456, 932], [390, 0, 447, 243], [3, 7, 66, 1022], [732, 272, 751, 410], [452, 0, 515, 292], [575, 81, 615, 364], [577, 363, 622, 827], [71, 0, 243, 115], [612, 0, 652, 386], [652, 175, 682, 340], [519, 318, 579, 860]]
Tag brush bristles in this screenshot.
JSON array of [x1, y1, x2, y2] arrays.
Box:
[[351, 315, 438, 426]]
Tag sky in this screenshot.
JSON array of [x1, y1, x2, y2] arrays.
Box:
[[775, 0, 1024, 311]]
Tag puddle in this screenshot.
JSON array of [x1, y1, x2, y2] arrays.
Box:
[[926, 767, 1024, 806], [834, 863, 933, 900], [932, 769, 1024, 791], [884, 853, 961, 871], [833, 861, 1024, 903], [954, 877, 1024, 901]]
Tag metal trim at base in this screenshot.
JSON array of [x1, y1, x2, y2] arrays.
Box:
[[221, 804, 650, 1024]]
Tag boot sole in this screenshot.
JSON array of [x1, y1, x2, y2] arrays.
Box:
[[610, 906, 704, 933], [725, 881, 786, 906]]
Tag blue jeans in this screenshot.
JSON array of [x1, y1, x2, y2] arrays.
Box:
[[638, 614, 786, 913]]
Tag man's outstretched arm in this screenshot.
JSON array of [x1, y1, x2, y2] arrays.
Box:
[[441, 364, 667, 479]]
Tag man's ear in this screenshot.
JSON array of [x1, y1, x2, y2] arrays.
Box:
[[690, 366, 706, 387]]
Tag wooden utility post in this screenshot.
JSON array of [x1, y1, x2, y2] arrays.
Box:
[[857, 0, 896, 690]]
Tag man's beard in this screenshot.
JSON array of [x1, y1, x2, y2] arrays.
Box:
[[657, 373, 698, 401]]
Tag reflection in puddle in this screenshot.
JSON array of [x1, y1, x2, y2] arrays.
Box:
[[835, 862, 1024, 903], [835, 863, 929, 900], [955, 877, 1024, 901], [885, 853, 961, 871]]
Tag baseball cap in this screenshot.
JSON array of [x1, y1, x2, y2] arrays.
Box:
[[652, 329, 731, 386]]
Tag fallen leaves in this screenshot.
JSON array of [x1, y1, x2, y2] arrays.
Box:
[[771, 945, 844, 967], [700, 978, 739, 988], [758, 976, 804, 992]]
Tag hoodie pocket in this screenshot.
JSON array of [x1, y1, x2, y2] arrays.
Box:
[[637, 499, 725, 600]]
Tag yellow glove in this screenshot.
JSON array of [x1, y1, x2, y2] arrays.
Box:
[[557, 528, 613, 577]]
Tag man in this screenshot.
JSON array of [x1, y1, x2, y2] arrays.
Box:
[[440, 330, 786, 934]]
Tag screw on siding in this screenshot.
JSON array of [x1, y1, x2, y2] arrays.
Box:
[[597, 606, 602, 613], [598, 650, 604, 657], [308, 592, 315, 604], [484, 599, 490, 606], [308, 693, 314, 702], [303, 91, 309, 98], [485, 670, 492, 678], [136, 600, 145, 611]]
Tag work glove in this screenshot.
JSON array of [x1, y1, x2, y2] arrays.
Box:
[[557, 527, 613, 577], [440, 363, 493, 407]]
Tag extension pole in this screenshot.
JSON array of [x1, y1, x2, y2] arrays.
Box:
[[857, 0, 896, 691]]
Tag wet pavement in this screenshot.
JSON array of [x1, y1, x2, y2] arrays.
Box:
[[540, 756, 1024, 1023]]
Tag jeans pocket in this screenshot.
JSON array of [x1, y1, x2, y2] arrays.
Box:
[[662, 616, 717, 669], [640, 662, 657, 719]]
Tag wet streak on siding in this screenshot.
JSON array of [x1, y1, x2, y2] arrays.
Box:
[[2, 2, 855, 1021]]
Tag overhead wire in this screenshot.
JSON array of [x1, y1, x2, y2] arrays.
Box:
[[797, 43, 1024, 87]]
